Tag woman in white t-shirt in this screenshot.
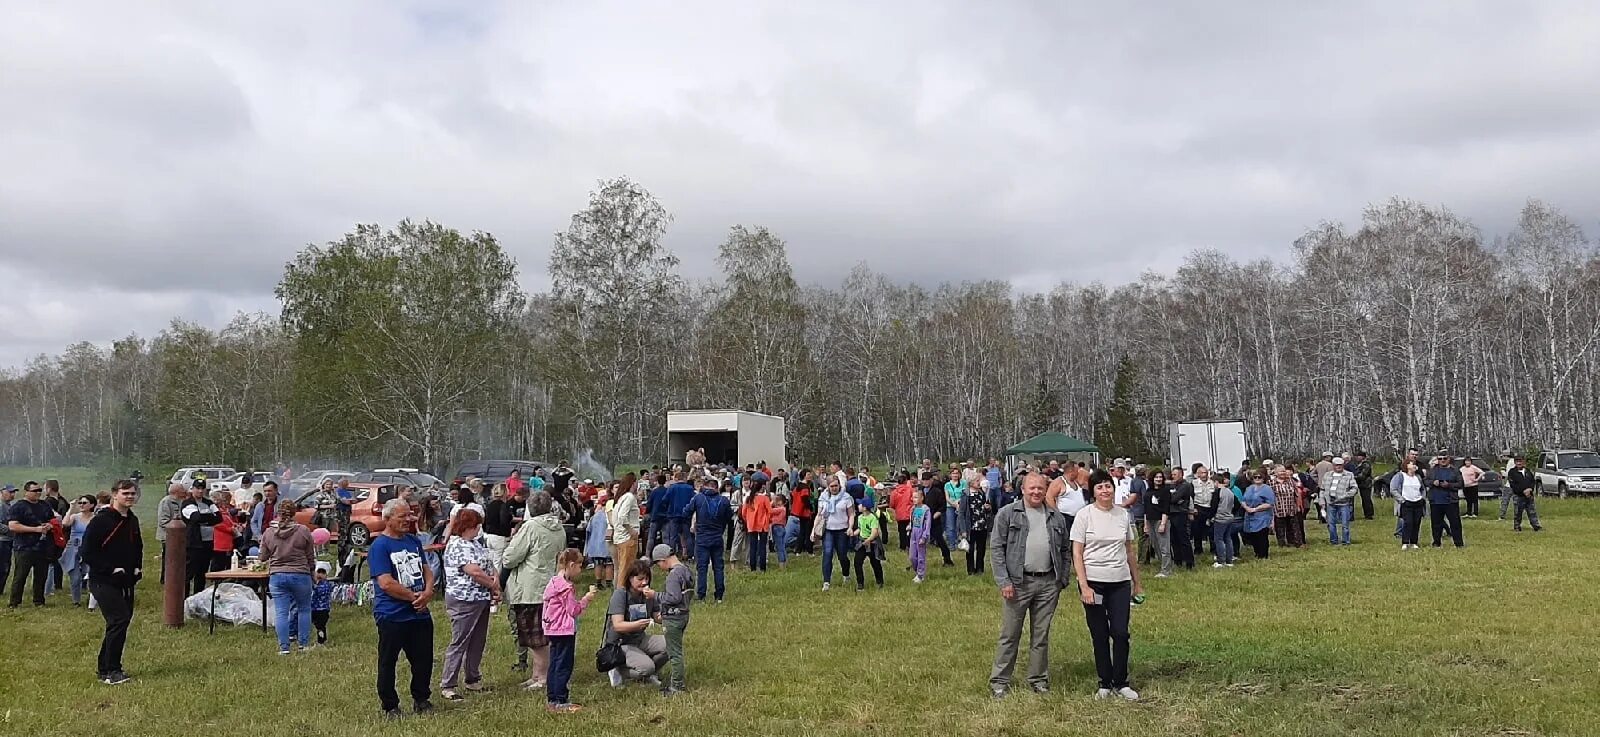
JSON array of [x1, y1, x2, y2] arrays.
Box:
[[1391, 460, 1427, 549], [1070, 474, 1143, 701]]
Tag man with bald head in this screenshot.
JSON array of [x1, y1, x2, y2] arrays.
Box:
[[989, 472, 1072, 698]]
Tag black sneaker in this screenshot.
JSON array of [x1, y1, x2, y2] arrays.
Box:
[[100, 671, 130, 686], [413, 700, 434, 714], [383, 708, 405, 719]]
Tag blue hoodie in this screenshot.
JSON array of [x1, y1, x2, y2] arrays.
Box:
[[687, 488, 732, 547], [646, 485, 669, 521], [666, 481, 697, 520]]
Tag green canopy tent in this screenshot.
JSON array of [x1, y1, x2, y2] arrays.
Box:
[[1005, 431, 1101, 472]]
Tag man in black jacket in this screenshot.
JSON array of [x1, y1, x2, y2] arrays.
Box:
[[180, 481, 222, 595], [83, 480, 142, 685], [1349, 451, 1375, 520], [1505, 457, 1542, 532]]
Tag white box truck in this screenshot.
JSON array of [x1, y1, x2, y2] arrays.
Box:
[[667, 410, 789, 469], [1168, 419, 1249, 473]]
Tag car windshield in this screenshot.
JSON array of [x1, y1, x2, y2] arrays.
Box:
[[1558, 452, 1600, 469], [409, 472, 442, 486]]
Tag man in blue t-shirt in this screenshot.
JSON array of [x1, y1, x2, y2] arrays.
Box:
[[368, 499, 435, 717]]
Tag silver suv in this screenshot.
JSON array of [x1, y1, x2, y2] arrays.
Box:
[[1534, 449, 1600, 497]]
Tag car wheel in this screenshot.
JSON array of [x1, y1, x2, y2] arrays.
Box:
[[348, 523, 371, 547], [1536, 481, 1545, 496], [1558, 482, 1568, 499]]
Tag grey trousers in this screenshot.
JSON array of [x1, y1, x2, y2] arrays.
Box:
[[990, 574, 1062, 690], [621, 634, 669, 679], [1152, 524, 1173, 576], [441, 597, 491, 689]]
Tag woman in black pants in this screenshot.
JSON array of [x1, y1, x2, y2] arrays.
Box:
[[963, 479, 995, 575], [1392, 459, 1428, 549], [922, 475, 953, 566], [1071, 475, 1143, 700]]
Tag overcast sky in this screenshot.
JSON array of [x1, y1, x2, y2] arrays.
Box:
[[3, 1, 1600, 364]]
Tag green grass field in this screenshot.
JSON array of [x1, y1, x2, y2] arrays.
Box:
[[1, 473, 1594, 736]]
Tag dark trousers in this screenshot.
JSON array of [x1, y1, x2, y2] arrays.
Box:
[[966, 528, 989, 574], [931, 514, 953, 564], [1171, 515, 1193, 569], [0, 540, 11, 596], [694, 543, 725, 600], [313, 610, 330, 643], [547, 634, 576, 705], [1082, 579, 1132, 689], [794, 518, 814, 554], [186, 548, 211, 596], [1430, 501, 1464, 547], [89, 580, 134, 676], [8, 549, 48, 606], [1463, 486, 1479, 516], [1190, 507, 1213, 554], [896, 520, 910, 550], [1400, 500, 1426, 544], [376, 617, 434, 712], [748, 531, 768, 571], [1244, 528, 1271, 559], [1273, 515, 1305, 547], [1358, 483, 1374, 519], [853, 546, 883, 588], [210, 551, 233, 572]]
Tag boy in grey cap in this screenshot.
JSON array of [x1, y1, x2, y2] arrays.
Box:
[[651, 544, 693, 696]]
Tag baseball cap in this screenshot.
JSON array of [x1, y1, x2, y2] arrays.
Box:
[[192, 479, 207, 489], [1322, 451, 1333, 457], [1332, 457, 1345, 465], [650, 544, 674, 562], [0, 484, 15, 492]]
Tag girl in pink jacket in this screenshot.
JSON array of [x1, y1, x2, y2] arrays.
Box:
[[541, 548, 596, 712]]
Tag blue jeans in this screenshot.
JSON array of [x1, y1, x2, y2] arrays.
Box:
[[945, 503, 963, 548], [1327, 503, 1353, 545], [1213, 519, 1242, 564], [694, 544, 725, 600], [269, 572, 313, 651], [62, 538, 88, 604], [547, 634, 576, 705], [822, 529, 851, 584], [784, 518, 802, 552], [673, 519, 693, 557], [771, 524, 789, 564]]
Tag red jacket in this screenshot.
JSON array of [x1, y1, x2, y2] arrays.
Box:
[[890, 482, 914, 522]]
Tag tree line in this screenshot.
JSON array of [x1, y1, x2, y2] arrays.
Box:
[[3, 179, 1598, 473]]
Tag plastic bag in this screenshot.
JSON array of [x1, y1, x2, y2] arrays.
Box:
[[185, 582, 271, 626]]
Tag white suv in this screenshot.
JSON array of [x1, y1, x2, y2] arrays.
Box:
[[1534, 450, 1600, 497]]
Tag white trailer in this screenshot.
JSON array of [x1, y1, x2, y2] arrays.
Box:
[[667, 410, 788, 469], [1168, 419, 1249, 473]]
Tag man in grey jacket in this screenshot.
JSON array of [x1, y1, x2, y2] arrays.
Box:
[[155, 483, 186, 584], [988, 473, 1072, 698], [1318, 457, 1359, 546]]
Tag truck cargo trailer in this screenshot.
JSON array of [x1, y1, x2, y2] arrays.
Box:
[[1168, 418, 1249, 473], [667, 410, 789, 469]]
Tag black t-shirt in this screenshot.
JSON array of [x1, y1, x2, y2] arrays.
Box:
[[9, 498, 56, 552], [483, 499, 513, 537], [1144, 485, 1172, 521], [551, 469, 574, 493], [923, 486, 947, 514]]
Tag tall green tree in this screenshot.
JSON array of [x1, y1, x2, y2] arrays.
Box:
[[276, 220, 524, 470], [1094, 355, 1153, 463], [701, 225, 814, 417], [545, 177, 682, 464]]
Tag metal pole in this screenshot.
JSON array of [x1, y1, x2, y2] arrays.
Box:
[[163, 519, 187, 628]]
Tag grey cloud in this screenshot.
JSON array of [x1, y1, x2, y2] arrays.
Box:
[[4, 0, 1600, 363]]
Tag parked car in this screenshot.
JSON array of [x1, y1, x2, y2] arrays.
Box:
[[1453, 457, 1503, 500], [452, 459, 549, 488], [209, 471, 277, 494], [340, 483, 410, 547], [168, 466, 237, 488], [351, 468, 445, 495], [288, 469, 355, 495], [1534, 449, 1600, 497]]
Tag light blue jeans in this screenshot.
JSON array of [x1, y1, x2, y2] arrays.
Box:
[[269, 572, 313, 651], [784, 518, 802, 552], [771, 524, 789, 564], [1327, 503, 1354, 545]]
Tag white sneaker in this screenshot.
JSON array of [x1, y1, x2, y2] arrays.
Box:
[[608, 668, 625, 688], [1155, 573, 1169, 578], [1117, 686, 1140, 701], [822, 582, 831, 591], [1094, 688, 1113, 700], [1225, 563, 1234, 568], [913, 575, 924, 584]]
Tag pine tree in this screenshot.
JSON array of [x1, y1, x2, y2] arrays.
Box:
[[1094, 356, 1153, 463], [1025, 376, 1060, 437]]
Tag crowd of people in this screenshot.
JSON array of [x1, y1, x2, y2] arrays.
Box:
[[0, 444, 1552, 712]]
